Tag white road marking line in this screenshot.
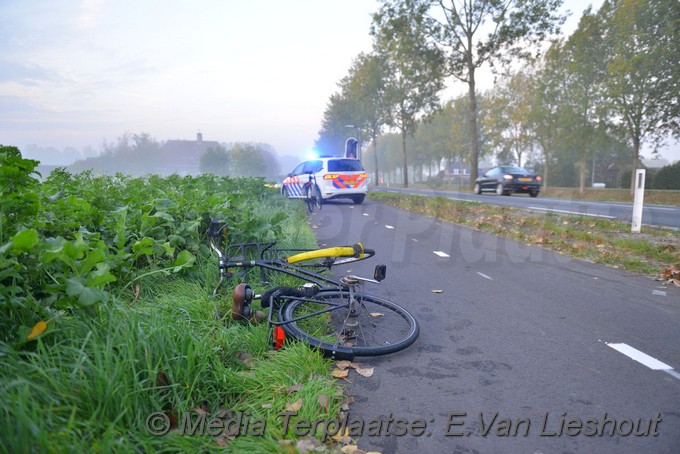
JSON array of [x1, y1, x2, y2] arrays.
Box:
[[652, 290, 667, 296], [385, 225, 395, 229], [606, 343, 673, 370], [665, 370, 680, 380], [477, 272, 493, 280], [433, 251, 450, 257], [528, 206, 616, 219]]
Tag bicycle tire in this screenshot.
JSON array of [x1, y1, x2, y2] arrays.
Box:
[[279, 289, 419, 358], [305, 185, 315, 213], [312, 185, 322, 211]]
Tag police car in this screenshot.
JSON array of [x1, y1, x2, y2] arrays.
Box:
[[281, 156, 368, 204]]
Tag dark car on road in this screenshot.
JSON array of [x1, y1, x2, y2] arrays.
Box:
[[474, 166, 542, 197]]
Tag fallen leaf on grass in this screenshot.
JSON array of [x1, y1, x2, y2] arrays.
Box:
[[296, 437, 323, 453], [156, 371, 170, 388], [236, 350, 254, 368], [27, 321, 47, 340], [332, 427, 351, 444], [331, 369, 349, 379], [286, 399, 303, 412], [214, 408, 230, 418], [192, 401, 209, 415], [165, 411, 179, 430], [660, 264, 680, 287], [261, 403, 272, 409], [285, 383, 303, 393], [214, 435, 231, 447], [317, 394, 330, 412], [339, 396, 353, 412]]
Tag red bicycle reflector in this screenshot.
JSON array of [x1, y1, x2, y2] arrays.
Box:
[[273, 326, 286, 350]]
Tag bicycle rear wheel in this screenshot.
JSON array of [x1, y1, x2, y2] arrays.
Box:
[[279, 289, 419, 358]]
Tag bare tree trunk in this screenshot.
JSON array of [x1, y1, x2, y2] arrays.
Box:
[[401, 129, 408, 188], [467, 50, 480, 190], [630, 136, 640, 195], [372, 132, 379, 187], [579, 158, 586, 194]]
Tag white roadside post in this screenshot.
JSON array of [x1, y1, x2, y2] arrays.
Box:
[[631, 169, 646, 233]]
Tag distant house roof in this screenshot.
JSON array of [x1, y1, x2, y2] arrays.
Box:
[[157, 133, 219, 175]]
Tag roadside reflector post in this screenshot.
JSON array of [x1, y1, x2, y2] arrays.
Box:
[[631, 169, 646, 233]]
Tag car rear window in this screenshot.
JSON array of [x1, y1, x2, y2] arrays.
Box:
[[502, 166, 530, 174], [328, 159, 364, 172]]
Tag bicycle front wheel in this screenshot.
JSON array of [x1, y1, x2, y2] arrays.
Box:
[[280, 289, 419, 358]]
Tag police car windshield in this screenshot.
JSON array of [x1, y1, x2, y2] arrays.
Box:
[[328, 159, 364, 172]]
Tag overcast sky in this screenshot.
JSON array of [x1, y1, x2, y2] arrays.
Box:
[[1, 0, 677, 164]]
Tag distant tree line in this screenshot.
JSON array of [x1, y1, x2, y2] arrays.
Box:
[[67, 132, 282, 180], [317, 0, 679, 192], [21, 144, 99, 166], [68, 132, 164, 175], [198, 142, 281, 179]]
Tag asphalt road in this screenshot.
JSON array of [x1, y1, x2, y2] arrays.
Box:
[[376, 187, 680, 229], [310, 199, 680, 454]]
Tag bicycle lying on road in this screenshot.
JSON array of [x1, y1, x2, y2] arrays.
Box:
[[207, 218, 419, 360]]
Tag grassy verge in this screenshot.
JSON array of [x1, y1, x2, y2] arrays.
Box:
[[541, 187, 680, 205], [1, 201, 351, 453], [369, 192, 680, 283], [408, 183, 680, 206]]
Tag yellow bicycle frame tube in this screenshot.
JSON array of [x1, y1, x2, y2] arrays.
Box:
[[285, 243, 364, 264]]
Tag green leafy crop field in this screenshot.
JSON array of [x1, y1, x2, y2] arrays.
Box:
[[1, 146, 346, 452]]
